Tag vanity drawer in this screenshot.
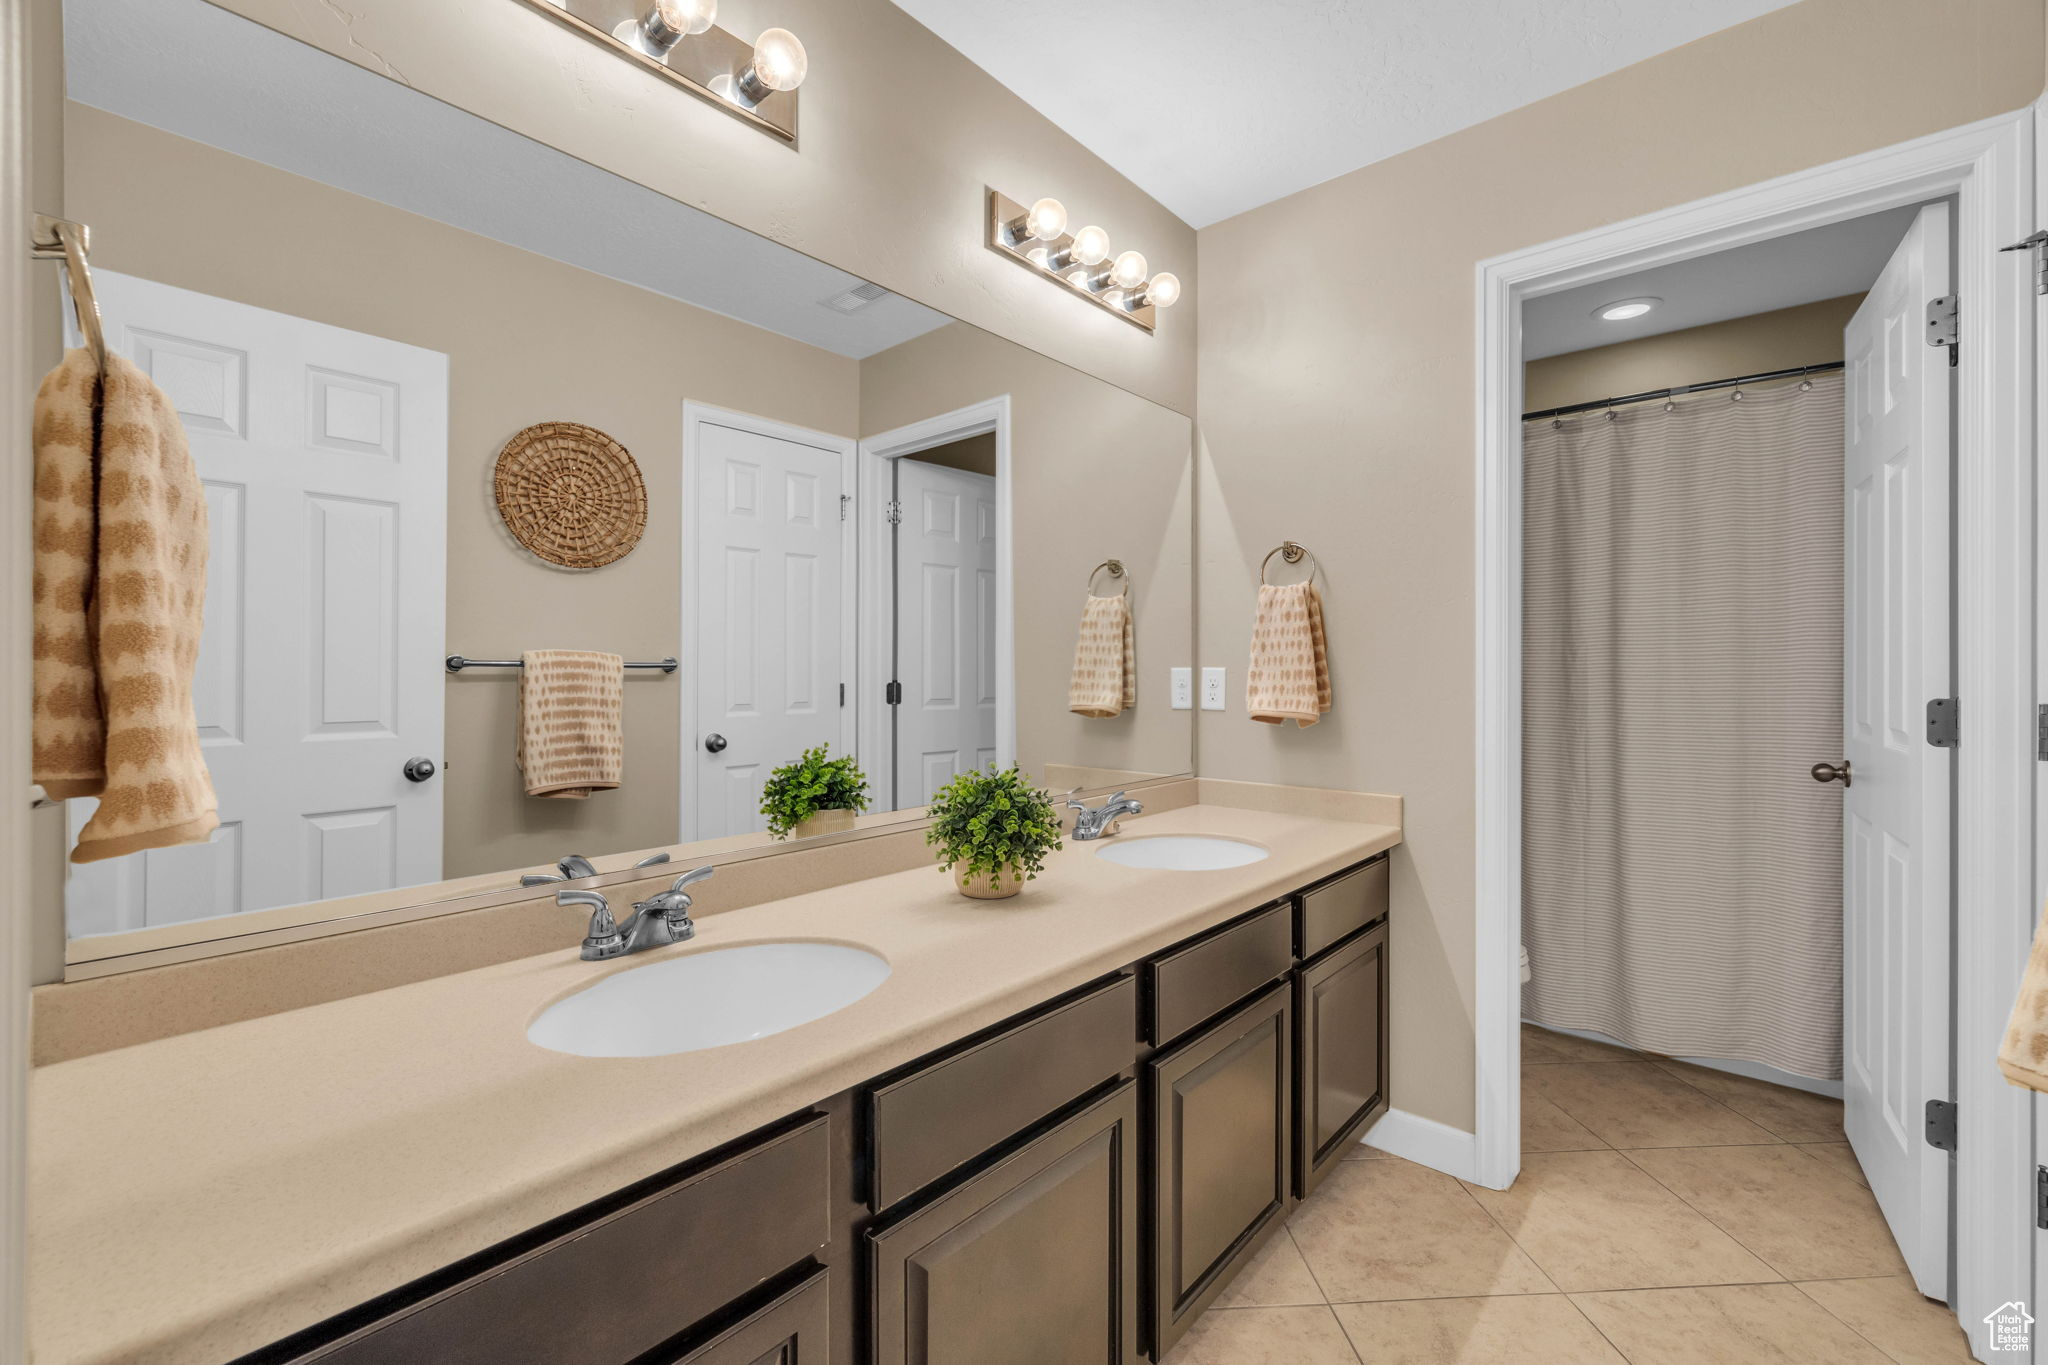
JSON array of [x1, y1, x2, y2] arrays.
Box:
[[1146, 901, 1292, 1046], [867, 974, 1137, 1211], [288, 1114, 831, 1365], [1296, 856, 1389, 961]]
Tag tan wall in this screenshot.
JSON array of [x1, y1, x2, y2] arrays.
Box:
[[198, 0, 1197, 416], [905, 432, 997, 477], [862, 324, 1195, 788], [1524, 294, 1863, 413], [59, 105, 860, 885], [1193, 0, 2043, 1131]]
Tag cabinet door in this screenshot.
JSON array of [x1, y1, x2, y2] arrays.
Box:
[[671, 1268, 829, 1364], [869, 1083, 1140, 1365], [1296, 924, 1388, 1197], [1148, 982, 1293, 1359]]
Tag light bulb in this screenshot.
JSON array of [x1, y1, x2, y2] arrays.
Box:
[[751, 28, 807, 90], [1109, 250, 1148, 291], [656, 0, 715, 35], [1070, 224, 1110, 266], [1595, 296, 1659, 322], [1025, 197, 1068, 242], [1142, 271, 1180, 309], [622, 0, 714, 55]]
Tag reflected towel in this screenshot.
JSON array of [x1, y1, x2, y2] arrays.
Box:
[[1068, 593, 1135, 718], [1999, 898, 2048, 1092], [1246, 581, 1331, 727], [516, 649, 624, 798], [33, 349, 219, 862]]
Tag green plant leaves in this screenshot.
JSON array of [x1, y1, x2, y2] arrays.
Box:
[[760, 745, 872, 840], [924, 765, 1064, 886]]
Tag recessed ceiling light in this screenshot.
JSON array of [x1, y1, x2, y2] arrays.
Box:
[[1596, 296, 1661, 322]]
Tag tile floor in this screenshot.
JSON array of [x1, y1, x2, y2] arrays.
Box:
[[1162, 1024, 1975, 1365]]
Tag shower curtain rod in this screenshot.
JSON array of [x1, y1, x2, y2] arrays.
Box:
[[1522, 360, 1845, 422]]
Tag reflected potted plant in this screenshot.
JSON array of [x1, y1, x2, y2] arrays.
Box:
[[761, 745, 871, 841], [925, 765, 1064, 900]]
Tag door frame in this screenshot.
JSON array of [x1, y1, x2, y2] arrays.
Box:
[[678, 401, 858, 843], [1473, 108, 2035, 1356], [856, 396, 1016, 809]]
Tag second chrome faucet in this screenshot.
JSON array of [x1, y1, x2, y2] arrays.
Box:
[[561, 864, 715, 961]]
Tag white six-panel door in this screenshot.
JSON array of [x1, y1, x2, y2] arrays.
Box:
[[892, 457, 997, 808], [65, 272, 448, 938], [689, 411, 853, 839], [1840, 202, 1953, 1296]]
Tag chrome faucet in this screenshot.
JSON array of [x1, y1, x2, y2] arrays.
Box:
[[1067, 790, 1143, 840], [560, 865, 713, 962], [522, 850, 670, 887]]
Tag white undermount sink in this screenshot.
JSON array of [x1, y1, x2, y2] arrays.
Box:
[[527, 942, 891, 1058], [1092, 835, 1270, 871]]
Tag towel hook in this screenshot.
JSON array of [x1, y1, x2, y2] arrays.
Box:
[[30, 215, 106, 376], [1259, 541, 1319, 586], [1086, 559, 1129, 597]]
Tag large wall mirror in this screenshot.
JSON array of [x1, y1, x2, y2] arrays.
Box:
[[43, 0, 1194, 969]]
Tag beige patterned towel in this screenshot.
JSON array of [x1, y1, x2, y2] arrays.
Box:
[[516, 650, 624, 798], [34, 349, 219, 863], [1999, 898, 2048, 1092], [1246, 581, 1331, 727], [1068, 593, 1135, 718]]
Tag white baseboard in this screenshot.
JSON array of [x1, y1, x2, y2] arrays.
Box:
[[1361, 1108, 1480, 1184]]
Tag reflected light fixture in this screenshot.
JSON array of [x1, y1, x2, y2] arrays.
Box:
[[1596, 296, 1660, 322], [516, 0, 805, 142], [986, 189, 1177, 332]]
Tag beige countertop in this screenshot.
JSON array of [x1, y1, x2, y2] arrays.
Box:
[[29, 800, 1399, 1365]]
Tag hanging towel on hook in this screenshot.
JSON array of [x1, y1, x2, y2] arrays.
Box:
[[33, 349, 220, 861], [1247, 581, 1331, 726], [516, 650, 624, 798], [1068, 594, 1135, 718]]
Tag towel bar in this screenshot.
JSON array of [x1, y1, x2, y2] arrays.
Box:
[[446, 655, 679, 674]]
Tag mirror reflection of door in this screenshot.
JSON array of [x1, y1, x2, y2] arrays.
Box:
[[687, 409, 856, 840], [890, 451, 998, 810], [63, 271, 449, 936]]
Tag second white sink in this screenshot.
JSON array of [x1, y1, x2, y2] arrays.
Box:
[[527, 942, 890, 1058], [1092, 835, 1270, 871]]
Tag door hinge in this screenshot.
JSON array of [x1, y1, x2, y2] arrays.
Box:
[[838, 682, 845, 707], [839, 493, 851, 522], [1924, 1098, 1958, 1153], [1925, 697, 1959, 748], [1924, 294, 1958, 364], [885, 680, 902, 706], [2036, 703, 2048, 761], [885, 499, 903, 525], [2001, 229, 2048, 295], [2037, 1166, 2048, 1230]]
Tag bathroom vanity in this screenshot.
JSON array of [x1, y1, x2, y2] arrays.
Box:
[[227, 850, 1389, 1365]]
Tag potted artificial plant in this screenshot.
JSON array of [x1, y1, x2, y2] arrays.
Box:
[[760, 745, 871, 840], [925, 765, 1064, 900]]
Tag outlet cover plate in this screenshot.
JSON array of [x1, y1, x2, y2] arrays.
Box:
[[1170, 667, 1193, 710], [1201, 667, 1226, 711]]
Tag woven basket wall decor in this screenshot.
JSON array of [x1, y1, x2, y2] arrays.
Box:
[[493, 421, 648, 569]]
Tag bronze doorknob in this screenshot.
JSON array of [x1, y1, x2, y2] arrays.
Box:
[[1810, 760, 1852, 788]]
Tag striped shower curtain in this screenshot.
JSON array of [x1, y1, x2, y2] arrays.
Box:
[[1522, 374, 1845, 1081]]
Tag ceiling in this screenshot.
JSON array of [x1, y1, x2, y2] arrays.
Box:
[[892, 0, 1802, 228], [64, 0, 953, 360], [1522, 205, 1923, 360]]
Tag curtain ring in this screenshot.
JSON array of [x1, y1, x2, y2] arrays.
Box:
[[1260, 541, 1318, 586], [1798, 366, 1814, 392], [1087, 559, 1129, 597], [1551, 416, 1563, 429], [1663, 398, 1677, 412], [1730, 388, 1745, 402]]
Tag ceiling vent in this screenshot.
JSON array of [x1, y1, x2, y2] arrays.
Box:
[[821, 281, 889, 313]]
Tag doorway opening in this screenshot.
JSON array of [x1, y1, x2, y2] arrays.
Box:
[[1471, 111, 2036, 1360]]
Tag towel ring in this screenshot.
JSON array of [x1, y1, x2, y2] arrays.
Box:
[[1259, 541, 1319, 586], [1087, 559, 1129, 597]]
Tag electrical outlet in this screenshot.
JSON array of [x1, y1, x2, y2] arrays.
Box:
[[1170, 667, 1193, 710], [1201, 667, 1227, 711]]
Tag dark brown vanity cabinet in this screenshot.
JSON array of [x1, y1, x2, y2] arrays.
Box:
[[1295, 922, 1389, 1196], [670, 1268, 831, 1364], [868, 1082, 1141, 1365], [1146, 982, 1295, 1358]]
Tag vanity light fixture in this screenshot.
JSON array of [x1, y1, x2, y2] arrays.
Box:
[[516, 0, 807, 142], [1596, 296, 1661, 322], [986, 189, 1177, 332]]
